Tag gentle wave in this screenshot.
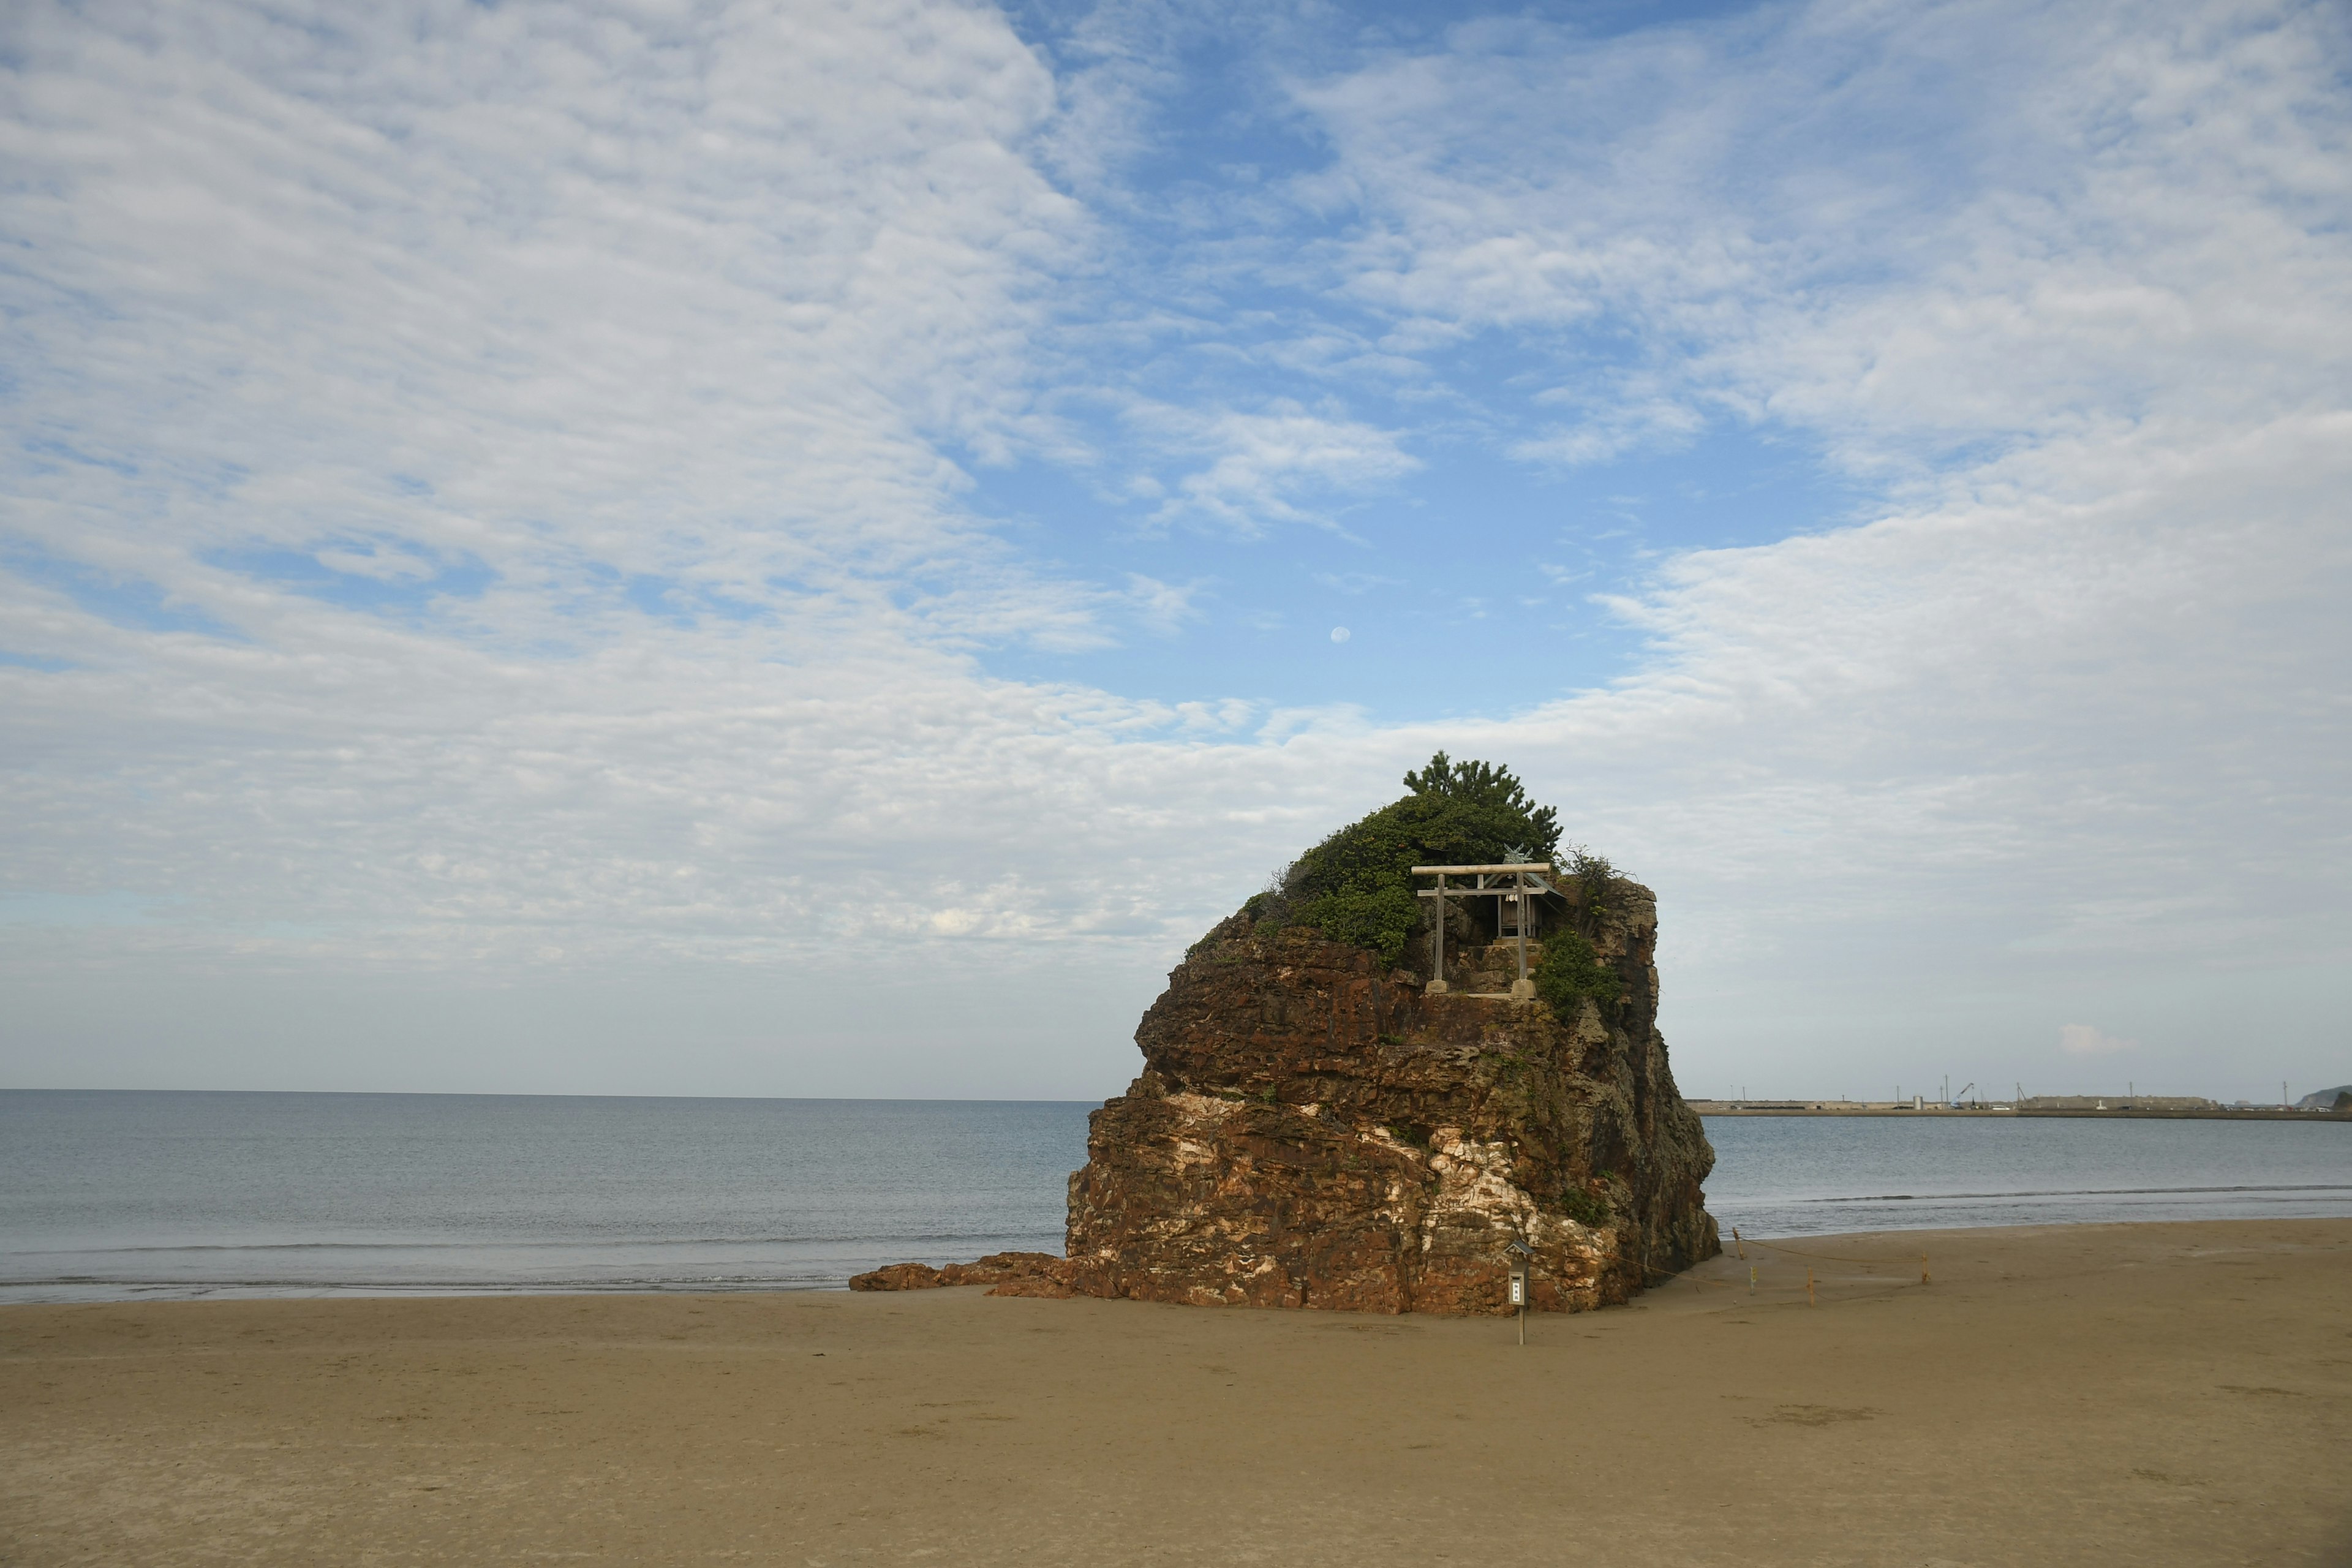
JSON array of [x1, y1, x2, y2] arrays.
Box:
[[1704, 1114, 2352, 1240], [16, 1275, 868, 1292], [21, 1230, 1055, 1256], [0, 1090, 1091, 1302], [1806, 1181, 2352, 1204]]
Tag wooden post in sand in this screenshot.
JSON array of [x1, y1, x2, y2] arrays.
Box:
[[1806, 1267, 1815, 1306], [1507, 1239, 1532, 1346]]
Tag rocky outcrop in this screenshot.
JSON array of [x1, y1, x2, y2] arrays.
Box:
[[1063, 878, 1717, 1314], [848, 1261, 948, 1292], [847, 1251, 1072, 1293]]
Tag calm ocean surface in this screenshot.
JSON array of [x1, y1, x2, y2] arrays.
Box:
[[2, 1090, 2346, 1303]]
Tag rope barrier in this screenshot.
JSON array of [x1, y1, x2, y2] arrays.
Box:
[[1741, 1237, 1923, 1264], [1591, 1226, 1933, 1298], [1730, 1227, 1932, 1284]]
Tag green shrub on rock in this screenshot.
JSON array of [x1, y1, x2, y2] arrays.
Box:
[[1275, 753, 1563, 966], [1558, 1185, 1613, 1227], [1534, 930, 1621, 1017]]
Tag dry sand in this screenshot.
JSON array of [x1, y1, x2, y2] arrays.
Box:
[[4, 1218, 2348, 1567]]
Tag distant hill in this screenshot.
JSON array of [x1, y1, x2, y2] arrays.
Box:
[[2293, 1084, 2352, 1111]]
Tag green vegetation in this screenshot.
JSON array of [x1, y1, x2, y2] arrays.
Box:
[[1533, 929, 1622, 1017], [1246, 752, 1564, 965], [1562, 845, 1618, 913], [1557, 1186, 1612, 1227]]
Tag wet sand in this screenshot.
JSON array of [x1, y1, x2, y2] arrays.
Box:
[[4, 1218, 2348, 1566]]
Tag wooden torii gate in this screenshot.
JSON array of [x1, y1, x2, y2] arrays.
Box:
[[1414, 860, 1555, 999]]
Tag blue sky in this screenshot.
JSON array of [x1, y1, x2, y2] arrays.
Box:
[[1, 0, 2346, 1102], [953, 0, 1891, 713], [969, 423, 1863, 713]]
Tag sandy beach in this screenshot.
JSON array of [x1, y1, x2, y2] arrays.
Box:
[[4, 1218, 2346, 1566]]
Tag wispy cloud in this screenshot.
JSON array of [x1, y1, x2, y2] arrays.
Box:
[[1511, 398, 1706, 467], [1131, 402, 1421, 535], [1, 0, 1090, 632], [1123, 574, 1205, 634], [1311, 571, 1400, 595]]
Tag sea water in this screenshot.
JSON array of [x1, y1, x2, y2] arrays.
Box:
[[0, 1091, 1085, 1303], [2, 1090, 2346, 1302], [1702, 1114, 2352, 1238]]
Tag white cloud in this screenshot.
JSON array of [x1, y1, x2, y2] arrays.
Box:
[[1311, 571, 1398, 595], [1123, 573, 1204, 635], [1295, 0, 2352, 479], [1510, 398, 1706, 466], [1135, 401, 1421, 535], [311, 545, 442, 584], [0, 0, 1091, 624], [2060, 1025, 2138, 1057], [1259, 0, 2352, 1095]]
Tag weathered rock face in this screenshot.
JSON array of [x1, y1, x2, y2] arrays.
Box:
[[1065, 881, 1717, 1314]]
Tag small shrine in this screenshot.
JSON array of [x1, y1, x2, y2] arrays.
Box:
[[1413, 856, 1560, 999]]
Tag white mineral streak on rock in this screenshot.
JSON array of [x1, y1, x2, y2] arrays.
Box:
[[1173, 1139, 1220, 1170], [1420, 1129, 1541, 1256], [1163, 1092, 1238, 1172]]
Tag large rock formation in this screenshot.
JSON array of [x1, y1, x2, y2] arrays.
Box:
[[1063, 875, 1719, 1314]]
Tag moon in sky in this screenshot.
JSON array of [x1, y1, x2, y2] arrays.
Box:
[[1330, 627, 1351, 643]]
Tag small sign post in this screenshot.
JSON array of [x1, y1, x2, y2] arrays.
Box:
[[1506, 1238, 1532, 1345]]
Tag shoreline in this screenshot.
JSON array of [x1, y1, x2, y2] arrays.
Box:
[[15, 1204, 2352, 1306], [6, 1217, 2348, 1566], [13, 1202, 2352, 1305]]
